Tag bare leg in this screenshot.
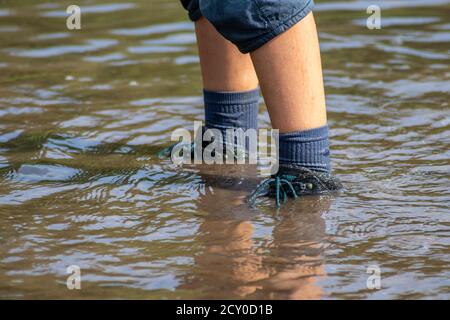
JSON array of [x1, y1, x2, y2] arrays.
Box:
[[250, 12, 327, 133], [195, 18, 258, 92]]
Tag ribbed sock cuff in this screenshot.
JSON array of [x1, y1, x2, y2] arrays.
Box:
[[278, 125, 331, 173], [204, 88, 260, 133]]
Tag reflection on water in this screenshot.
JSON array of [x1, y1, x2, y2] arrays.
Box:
[[0, 0, 449, 299]]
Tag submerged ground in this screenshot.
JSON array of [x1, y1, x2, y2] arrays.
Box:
[[0, 0, 449, 299]]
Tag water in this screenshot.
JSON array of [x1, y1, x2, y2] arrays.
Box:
[[0, 0, 449, 299]]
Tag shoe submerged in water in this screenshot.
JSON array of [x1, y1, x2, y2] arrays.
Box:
[[248, 164, 343, 208], [159, 143, 342, 208]]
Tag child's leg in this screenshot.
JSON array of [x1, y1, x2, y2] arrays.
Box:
[[250, 12, 330, 172], [195, 17, 261, 141], [195, 17, 258, 92], [250, 13, 326, 133], [167, 0, 260, 160]]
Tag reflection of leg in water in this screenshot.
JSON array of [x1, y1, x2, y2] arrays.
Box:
[[180, 164, 335, 299], [178, 164, 265, 298], [195, 220, 269, 298], [260, 196, 333, 299]]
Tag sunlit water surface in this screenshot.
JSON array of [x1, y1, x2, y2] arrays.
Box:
[[0, 0, 449, 299]]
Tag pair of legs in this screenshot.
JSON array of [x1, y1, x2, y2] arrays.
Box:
[[195, 12, 327, 133], [176, 0, 342, 206]]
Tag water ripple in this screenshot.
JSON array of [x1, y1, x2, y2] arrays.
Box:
[[0, 0, 449, 300]]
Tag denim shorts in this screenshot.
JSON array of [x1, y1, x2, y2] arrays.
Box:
[[180, 0, 314, 54]]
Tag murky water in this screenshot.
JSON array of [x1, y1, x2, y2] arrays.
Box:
[[0, 0, 449, 299]]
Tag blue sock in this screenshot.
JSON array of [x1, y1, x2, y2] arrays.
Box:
[[278, 125, 331, 173], [204, 89, 260, 138]]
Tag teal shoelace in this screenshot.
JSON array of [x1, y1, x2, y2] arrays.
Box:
[[248, 175, 299, 208], [247, 167, 334, 208]]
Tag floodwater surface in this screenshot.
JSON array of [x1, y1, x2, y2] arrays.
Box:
[[0, 0, 449, 299]]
